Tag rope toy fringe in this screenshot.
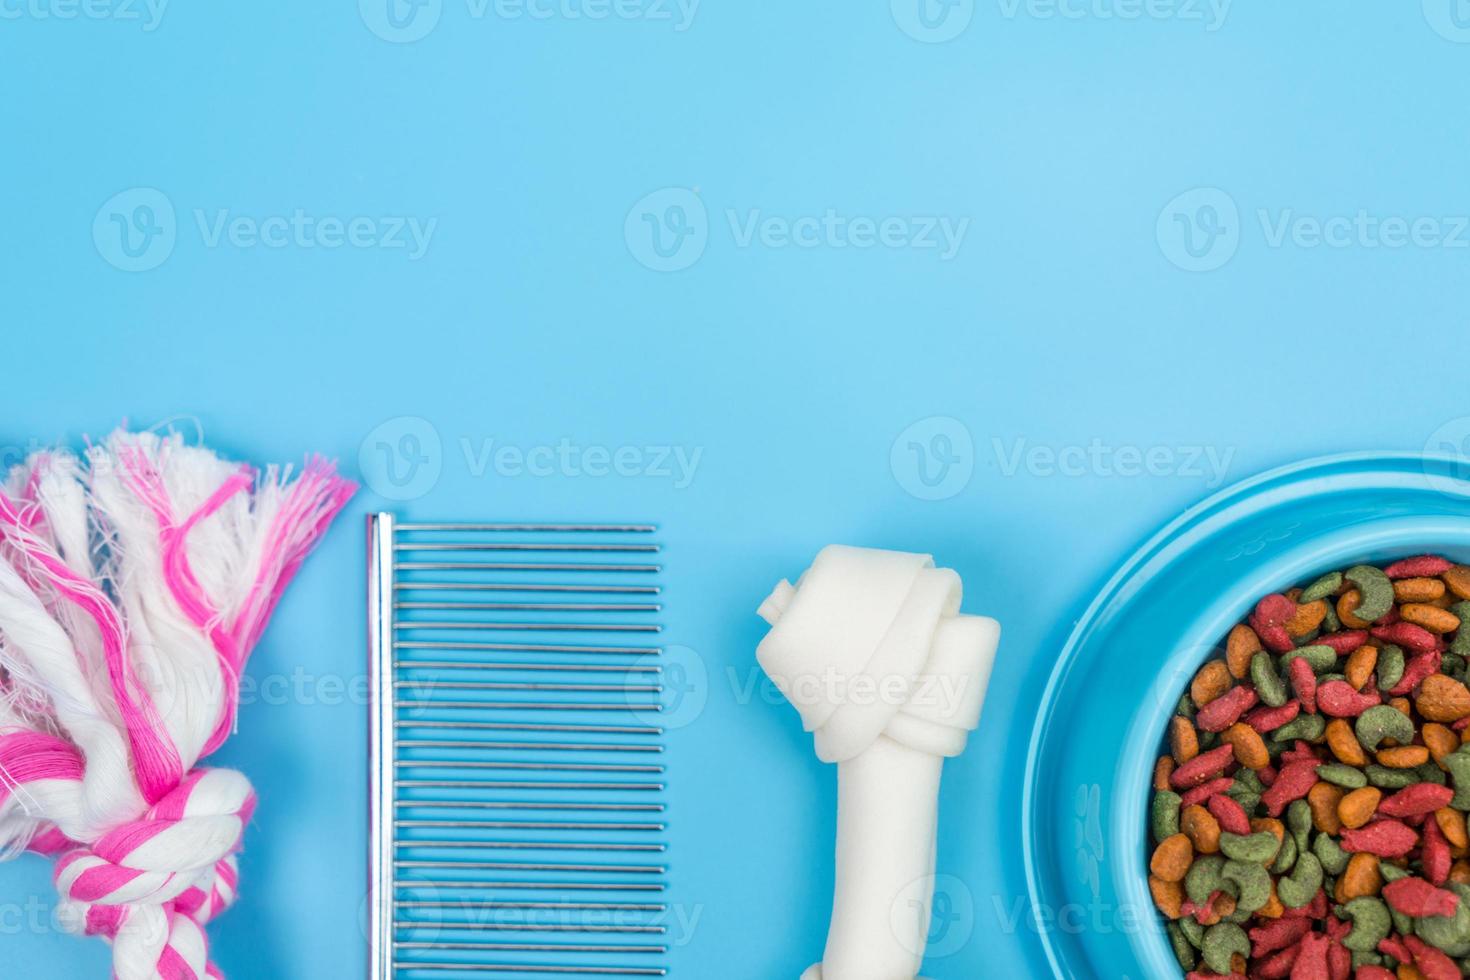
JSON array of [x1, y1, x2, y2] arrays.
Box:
[[0, 430, 355, 979]]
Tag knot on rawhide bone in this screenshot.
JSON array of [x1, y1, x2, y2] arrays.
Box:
[[756, 545, 999, 980], [53, 769, 253, 980]]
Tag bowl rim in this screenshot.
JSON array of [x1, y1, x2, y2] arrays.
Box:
[[1020, 450, 1470, 979]]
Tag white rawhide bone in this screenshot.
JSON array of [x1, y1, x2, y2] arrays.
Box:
[[755, 545, 1000, 980]]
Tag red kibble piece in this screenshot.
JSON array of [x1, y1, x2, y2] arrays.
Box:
[[1422, 812, 1452, 886], [1250, 918, 1309, 957], [1383, 876, 1459, 918], [1170, 743, 1236, 789], [1192, 890, 1223, 925], [1280, 741, 1322, 765], [1405, 935, 1461, 980], [1282, 888, 1328, 920], [1455, 716, 1470, 733], [1389, 649, 1442, 695], [1180, 777, 1235, 808], [1374, 622, 1439, 656], [1378, 783, 1455, 818], [1259, 764, 1277, 786], [1384, 555, 1453, 579], [1195, 684, 1258, 733], [1315, 679, 1381, 717], [1378, 936, 1412, 963], [1341, 819, 1419, 858], [1255, 944, 1300, 979], [1289, 932, 1329, 980], [1325, 914, 1350, 941], [1316, 630, 1370, 654], [1262, 761, 1320, 817], [1207, 793, 1250, 835], [1354, 967, 1394, 980], [1325, 939, 1350, 980], [1288, 657, 1317, 714], [1246, 701, 1301, 734], [1250, 594, 1298, 653]]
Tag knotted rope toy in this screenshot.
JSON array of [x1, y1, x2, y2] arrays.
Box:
[[0, 430, 354, 979]]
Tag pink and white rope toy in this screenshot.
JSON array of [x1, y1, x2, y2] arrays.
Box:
[[0, 430, 354, 979]]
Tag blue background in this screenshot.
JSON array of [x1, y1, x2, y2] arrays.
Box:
[[4, 1, 1470, 977]]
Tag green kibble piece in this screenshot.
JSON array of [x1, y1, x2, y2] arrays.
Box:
[[1451, 601, 1470, 658], [1352, 951, 1386, 969], [1418, 761, 1448, 786], [1286, 800, 1313, 850], [1271, 831, 1298, 874], [1445, 747, 1470, 809], [1219, 831, 1280, 864], [1235, 769, 1264, 794], [1356, 705, 1415, 752], [1301, 571, 1342, 602], [1166, 921, 1198, 970], [1378, 862, 1409, 884], [1199, 730, 1219, 750], [1176, 693, 1196, 719], [1277, 852, 1323, 909], [1221, 860, 1272, 912], [1377, 645, 1405, 693], [1316, 763, 1368, 789], [1185, 854, 1228, 905], [1416, 883, 1470, 956], [1444, 652, 1468, 678], [1152, 790, 1182, 842], [1346, 565, 1394, 622], [1273, 713, 1326, 744], [1313, 832, 1349, 875], [1323, 602, 1341, 633], [1281, 644, 1338, 674], [1251, 652, 1288, 708], [1201, 922, 1249, 974], [1179, 915, 1204, 948], [1366, 764, 1417, 790], [1339, 897, 1392, 953]]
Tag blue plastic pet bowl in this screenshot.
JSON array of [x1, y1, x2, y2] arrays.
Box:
[[1022, 452, 1470, 979]]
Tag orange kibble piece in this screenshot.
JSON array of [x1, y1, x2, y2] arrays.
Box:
[[1285, 598, 1328, 636], [1400, 603, 1462, 634], [1438, 808, 1470, 850], [1250, 817, 1285, 846], [1395, 577, 1446, 602], [1168, 716, 1199, 766], [1154, 755, 1175, 792], [1190, 661, 1233, 708], [1181, 805, 1221, 855], [1337, 787, 1381, 830], [1256, 882, 1284, 919], [1225, 624, 1262, 679], [1308, 782, 1345, 835], [1149, 875, 1184, 919], [1326, 718, 1368, 767], [1150, 833, 1194, 882], [1377, 745, 1431, 768], [1338, 589, 1370, 629], [1416, 674, 1470, 722], [1336, 852, 1382, 902], [1424, 723, 1460, 766], [1444, 565, 1470, 600], [1345, 645, 1378, 691], [1400, 964, 1429, 980], [1451, 860, 1470, 885], [1221, 722, 1270, 769], [1390, 697, 1413, 718]]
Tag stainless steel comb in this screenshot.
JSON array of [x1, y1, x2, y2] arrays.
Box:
[[369, 516, 668, 979]]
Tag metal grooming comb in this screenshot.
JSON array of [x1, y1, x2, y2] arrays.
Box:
[[369, 516, 668, 979]]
